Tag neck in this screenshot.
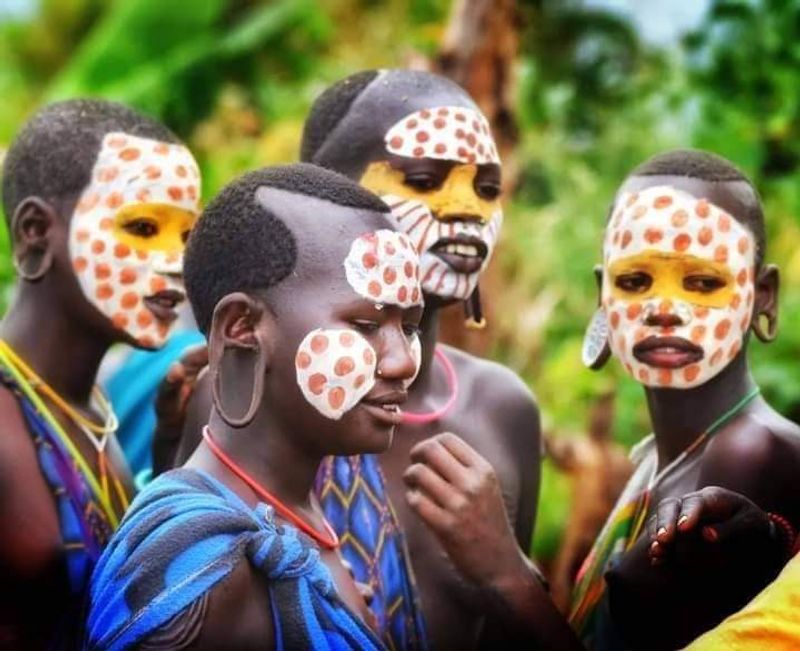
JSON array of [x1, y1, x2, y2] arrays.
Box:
[[410, 303, 441, 394], [0, 286, 111, 404], [644, 352, 756, 467], [202, 409, 320, 511]]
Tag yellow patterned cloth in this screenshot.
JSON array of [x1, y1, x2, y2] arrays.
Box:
[[686, 554, 800, 650]]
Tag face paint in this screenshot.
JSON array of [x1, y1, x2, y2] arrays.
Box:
[[602, 185, 756, 389], [359, 105, 503, 302], [344, 229, 423, 307], [295, 328, 377, 420], [69, 132, 201, 348], [384, 106, 500, 165], [404, 333, 422, 389]]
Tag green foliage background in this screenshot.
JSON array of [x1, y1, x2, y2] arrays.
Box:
[[2, 0, 800, 562]]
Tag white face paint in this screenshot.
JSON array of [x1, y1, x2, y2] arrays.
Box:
[[603, 185, 757, 389], [295, 229, 423, 420], [343, 229, 422, 307], [295, 328, 377, 420], [384, 106, 500, 165], [380, 196, 502, 301], [69, 132, 201, 348], [404, 333, 422, 389]]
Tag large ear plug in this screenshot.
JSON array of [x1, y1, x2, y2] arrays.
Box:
[[582, 308, 611, 370], [464, 285, 487, 329]]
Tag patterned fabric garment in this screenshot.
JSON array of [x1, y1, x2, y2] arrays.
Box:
[[315, 454, 428, 650], [568, 436, 657, 651], [86, 468, 386, 651], [0, 369, 113, 650]]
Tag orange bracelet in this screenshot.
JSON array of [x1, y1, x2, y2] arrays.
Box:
[[768, 513, 796, 559]]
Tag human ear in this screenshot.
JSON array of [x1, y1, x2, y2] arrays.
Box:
[[752, 264, 779, 343], [582, 264, 611, 370], [11, 197, 58, 281], [208, 292, 271, 427]]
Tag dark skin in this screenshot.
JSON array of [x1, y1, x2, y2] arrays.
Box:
[[597, 175, 800, 650], [0, 194, 138, 647], [142, 188, 422, 648], [162, 155, 543, 649]]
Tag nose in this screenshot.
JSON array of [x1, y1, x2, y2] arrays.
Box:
[[436, 211, 485, 225], [375, 328, 418, 382], [643, 300, 691, 328], [153, 251, 183, 278]]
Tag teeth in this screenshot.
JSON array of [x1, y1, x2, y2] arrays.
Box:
[[443, 244, 479, 256], [382, 404, 399, 412]]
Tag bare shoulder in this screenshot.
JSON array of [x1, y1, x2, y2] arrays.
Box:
[[141, 559, 273, 650], [441, 344, 539, 422], [700, 399, 800, 512], [0, 383, 62, 577]]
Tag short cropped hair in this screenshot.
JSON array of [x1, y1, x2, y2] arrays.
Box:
[[630, 149, 766, 266], [184, 163, 389, 333], [2, 99, 179, 224]]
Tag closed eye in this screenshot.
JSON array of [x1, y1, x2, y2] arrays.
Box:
[[402, 323, 421, 337], [615, 272, 652, 293], [351, 319, 380, 334], [404, 174, 441, 192]]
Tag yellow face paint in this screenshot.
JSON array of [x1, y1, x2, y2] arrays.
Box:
[[360, 161, 498, 224], [113, 203, 197, 254], [608, 250, 736, 308]]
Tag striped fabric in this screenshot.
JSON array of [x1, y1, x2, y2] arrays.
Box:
[[316, 454, 427, 650], [1, 370, 112, 650], [86, 468, 385, 650]]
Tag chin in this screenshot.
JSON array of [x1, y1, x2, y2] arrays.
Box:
[[333, 410, 395, 455]]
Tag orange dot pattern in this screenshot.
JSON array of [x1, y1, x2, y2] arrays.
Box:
[[344, 229, 423, 308], [68, 131, 202, 349], [602, 185, 758, 389], [295, 328, 378, 420], [385, 106, 499, 164]]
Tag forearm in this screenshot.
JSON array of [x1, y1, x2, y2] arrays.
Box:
[[479, 552, 584, 650]]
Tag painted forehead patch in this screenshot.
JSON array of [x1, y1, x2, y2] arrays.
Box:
[[295, 328, 377, 420], [384, 106, 499, 165], [605, 185, 755, 268], [344, 229, 423, 307]]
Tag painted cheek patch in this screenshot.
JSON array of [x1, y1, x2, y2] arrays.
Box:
[[69, 132, 201, 348], [380, 196, 502, 300], [384, 106, 500, 165], [403, 334, 422, 389], [296, 328, 377, 420], [344, 229, 423, 307]]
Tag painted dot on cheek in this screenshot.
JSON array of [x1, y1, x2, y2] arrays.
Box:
[[404, 261, 414, 278], [690, 325, 706, 344], [698, 227, 713, 246], [119, 268, 138, 285], [653, 195, 673, 209], [718, 214, 731, 232], [76, 230, 90, 243], [644, 228, 663, 244], [696, 200, 710, 218], [621, 231, 633, 248], [150, 277, 167, 293], [308, 373, 327, 395], [368, 281, 382, 297], [91, 240, 106, 254], [187, 186, 198, 201], [296, 352, 311, 369], [738, 237, 750, 254], [389, 136, 403, 149], [136, 310, 153, 328], [96, 284, 113, 300], [106, 192, 123, 209], [730, 294, 741, 309], [714, 245, 728, 263], [107, 136, 127, 149], [119, 148, 141, 161], [354, 375, 366, 389], [97, 167, 119, 183], [729, 341, 741, 360], [73, 257, 88, 273], [413, 147, 425, 158], [168, 187, 184, 201], [77, 193, 99, 213], [638, 368, 649, 383], [114, 243, 131, 258], [435, 144, 447, 155], [144, 165, 161, 180], [695, 306, 709, 319], [363, 348, 375, 365], [328, 387, 346, 410], [683, 365, 701, 383], [334, 356, 356, 376], [710, 349, 723, 366], [176, 165, 188, 178], [95, 263, 111, 280], [121, 292, 139, 309], [154, 143, 169, 155], [100, 218, 114, 230], [339, 332, 354, 347], [412, 287, 420, 303], [609, 311, 620, 329], [112, 313, 129, 330], [137, 189, 151, 202], [398, 286, 408, 303], [626, 303, 642, 320], [383, 267, 397, 284], [310, 334, 329, 354], [715, 319, 731, 340], [626, 193, 639, 207], [658, 369, 673, 385]]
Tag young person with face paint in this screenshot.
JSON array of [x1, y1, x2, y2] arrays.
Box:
[[299, 69, 545, 649], [85, 164, 425, 650], [0, 99, 200, 648], [571, 149, 800, 650]]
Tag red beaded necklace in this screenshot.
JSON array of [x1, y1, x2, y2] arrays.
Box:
[[202, 426, 339, 550]]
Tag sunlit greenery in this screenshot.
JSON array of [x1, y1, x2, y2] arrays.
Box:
[[2, 0, 799, 562]]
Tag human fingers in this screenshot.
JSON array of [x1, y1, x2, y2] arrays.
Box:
[[403, 462, 459, 509], [435, 431, 485, 468], [409, 437, 469, 486], [405, 488, 451, 535]]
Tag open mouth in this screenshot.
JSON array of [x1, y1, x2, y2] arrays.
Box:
[[143, 289, 185, 324], [633, 336, 704, 369], [360, 389, 408, 426], [430, 235, 488, 274]]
